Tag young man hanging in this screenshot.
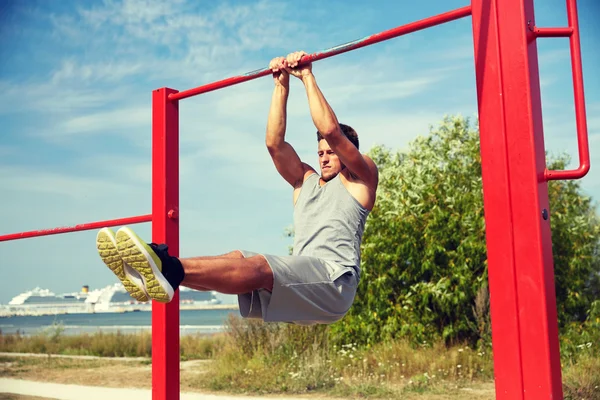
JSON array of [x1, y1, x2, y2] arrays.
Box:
[[96, 51, 379, 324]]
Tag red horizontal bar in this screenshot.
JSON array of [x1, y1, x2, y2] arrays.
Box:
[[0, 214, 152, 242], [169, 5, 472, 101], [545, 163, 590, 180], [534, 27, 573, 37]]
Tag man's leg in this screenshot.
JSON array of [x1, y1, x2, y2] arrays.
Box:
[[180, 255, 273, 295], [181, 251, 246, 292], [185, 250, 244, 262], [113, 226, 273, 302]]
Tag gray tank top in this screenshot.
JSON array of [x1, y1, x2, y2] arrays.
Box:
[[292, 173, 370, 275]]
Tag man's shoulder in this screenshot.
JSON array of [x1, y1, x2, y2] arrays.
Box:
[[345, 155, 379, 185]]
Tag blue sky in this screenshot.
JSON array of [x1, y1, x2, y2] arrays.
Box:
[[0, 0, 598, 305]]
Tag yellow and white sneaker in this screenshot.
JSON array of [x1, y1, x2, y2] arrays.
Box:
[[115, 226, 183, 303], [96, 228, 149, 302]]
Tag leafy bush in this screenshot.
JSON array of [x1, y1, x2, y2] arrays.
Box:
[[331, 115, 600, 347]]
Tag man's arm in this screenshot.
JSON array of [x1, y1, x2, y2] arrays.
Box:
[[285, 51, 376, 187], [265, 56, 312, 188]]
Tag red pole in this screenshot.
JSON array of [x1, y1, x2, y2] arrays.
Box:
[[0, 214, 152, 242], [472, 0, 563, 398], [168, 5, 472, 101], [152, 87, 180, 400]]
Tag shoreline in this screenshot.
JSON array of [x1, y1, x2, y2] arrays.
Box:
[[0, 307, 240, 336], [0, 303, 239, 318]]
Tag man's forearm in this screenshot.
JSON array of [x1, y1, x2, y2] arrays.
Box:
[[301, 73, 339, 135], [266, 86, 289, 148]]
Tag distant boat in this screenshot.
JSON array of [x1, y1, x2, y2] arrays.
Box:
[[0, 284, 221, 317]]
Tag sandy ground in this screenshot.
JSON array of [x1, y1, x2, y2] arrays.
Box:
[[0, 378, 324, 400], [0, 354, 339, 400], [0, 378, 497, 400], [0, 394, 55, 400], [0, 353, 496, 399]]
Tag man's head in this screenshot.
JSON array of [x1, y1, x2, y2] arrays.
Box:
[[316, 123, 359, 182]]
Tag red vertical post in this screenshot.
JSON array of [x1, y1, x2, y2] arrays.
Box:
[[471, 0, 563, 399], [152, 87, 180, 400]]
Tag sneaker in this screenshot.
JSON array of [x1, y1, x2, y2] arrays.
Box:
[[96, 228, 150, 302], [115, 226, 184, 303]]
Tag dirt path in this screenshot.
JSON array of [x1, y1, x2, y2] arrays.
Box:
[[0, 353, 220, 391], [0, 353, 496, 399], [0, 394, 54, 400]]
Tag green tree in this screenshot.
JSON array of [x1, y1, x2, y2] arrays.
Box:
[[330, 115, 600, 348], [547, 158, 600, 325]]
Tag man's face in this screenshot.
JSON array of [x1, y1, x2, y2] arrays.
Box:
[[318, 139, 344, 182]]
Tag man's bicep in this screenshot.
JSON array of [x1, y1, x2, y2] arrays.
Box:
[[268, 141, 306, 187]]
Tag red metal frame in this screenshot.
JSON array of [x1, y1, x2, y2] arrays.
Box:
[[536, 0, 590, 181], [0, 214, 151, 242], [151, 87, 180, 400], [471, 0, 587, 398], [0, 1, 590, 399]]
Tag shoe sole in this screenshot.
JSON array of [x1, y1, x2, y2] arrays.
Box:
[[115, 227, 174, 303], [96, 228, 149, 302]]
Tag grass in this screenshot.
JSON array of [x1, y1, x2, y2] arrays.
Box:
[[1, 317, 599, 399], [185, 315, 496, 398], [0, 324, 225, 360], [0, 355, 497, 399], [563, 354, 600, 400]]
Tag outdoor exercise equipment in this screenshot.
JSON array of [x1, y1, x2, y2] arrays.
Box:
[[0, 0, 591, 399]]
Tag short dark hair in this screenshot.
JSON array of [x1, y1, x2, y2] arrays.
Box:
[[317, 123, 359, 149]]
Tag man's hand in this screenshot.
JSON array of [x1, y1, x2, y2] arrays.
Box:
[[284, 51, 312, 80], [269, 56, 289, 89]]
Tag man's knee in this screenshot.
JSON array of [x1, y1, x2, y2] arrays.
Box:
[[229, 250, 245, 259], [251, 255, 273, 291]]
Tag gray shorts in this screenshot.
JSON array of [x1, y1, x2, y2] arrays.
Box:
[[237, 250, 358, 325]]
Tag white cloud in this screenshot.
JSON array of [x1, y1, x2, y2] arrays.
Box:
[[60, 106, 150, 136], [331, 76, 443, 103], [348, 112, 460, 152], [77, 154, 152, 184], [61, 0, 301, 54], [51, 60, 143, 84], [0, 164, 146, 200], [0, 80, 115, 114], [76, 0, 187, 33], [538, 48, 570, 65]]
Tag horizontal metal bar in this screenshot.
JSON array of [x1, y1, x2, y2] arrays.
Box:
[[0, 214, 152, 242], [168, 5, 472, 101], [534, 27, 573, 37]]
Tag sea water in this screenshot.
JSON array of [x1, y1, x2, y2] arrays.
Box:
[[0, 309, 237, 336]]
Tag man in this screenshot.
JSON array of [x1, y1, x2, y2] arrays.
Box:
[[96, 51, 378, 324]]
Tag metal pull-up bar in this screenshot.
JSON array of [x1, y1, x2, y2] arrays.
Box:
[[168, 5, 472, 101]]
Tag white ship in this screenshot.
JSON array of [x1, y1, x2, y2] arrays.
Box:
[[0, 284, 222, 317]]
